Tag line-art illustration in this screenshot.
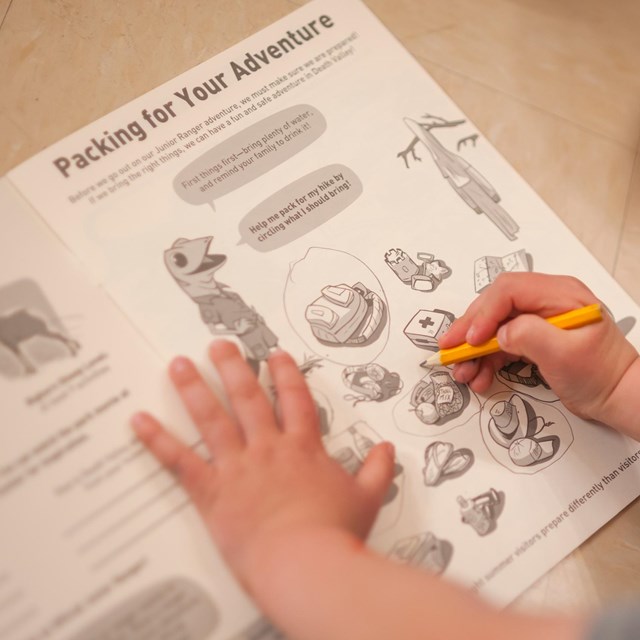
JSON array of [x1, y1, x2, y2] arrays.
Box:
[[393, 369, 481, 437], [309, 386, 333, 438], [384, 248, 452, 293], [341, 362, 403, 406], [494, 360, 560, 403], [403, 308, 455, 351], [458, 489, 504, 536], [334, 425, 404, 505], [457, 133, 479, 151], [489, 395, 558, 465], [474, 249, 532, 293], [327, 421, 404, 532], [423, 441, 474, 486], [410, 370, 470, 425], [398, 114, 519, 240], [164, 236, 278, 374], [499, 361, 549, 390], [0, 279, 80, 378], [388, 531, 453, 575], [297, 354, 334, 437], [305, 281, 387, 347], [284, 247, 390, 366], [481, 392, 573, 473], [270, 354, 333, 436]]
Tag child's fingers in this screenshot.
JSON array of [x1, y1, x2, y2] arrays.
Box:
[[467, 274, 598, 344], [438, 316, 471, 349], [169, 355, 244, 457], [441, 274, 598, 350], [467, 359, 499, 393], [208, 341, 279, 442], [452, 351, 511, 386], [355, 442, 396, 511], [451, 359, 480, 385], [497, 313, 594, 366], [268, 350, 320, 439], [131, 411, 216, 507]]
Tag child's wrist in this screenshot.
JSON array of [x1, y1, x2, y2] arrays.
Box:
[[241, 525, 366, 601]]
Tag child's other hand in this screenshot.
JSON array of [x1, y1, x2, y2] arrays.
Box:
[[439, 273, 638, 426], [131, 341, 396, 590]]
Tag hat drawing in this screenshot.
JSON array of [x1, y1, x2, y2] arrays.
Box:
[[509, 436, 559, 466], [488, 394, 547, 448]]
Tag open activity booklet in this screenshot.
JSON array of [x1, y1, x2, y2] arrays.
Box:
[[2, 1, 640, 638]]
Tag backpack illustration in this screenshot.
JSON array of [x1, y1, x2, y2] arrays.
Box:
[[305, 282, 386, 346]]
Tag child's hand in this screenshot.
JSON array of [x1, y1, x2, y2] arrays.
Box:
[[131, 338, 589, 640], [439, 273, 639, 429], [131, 341, 396, 589]]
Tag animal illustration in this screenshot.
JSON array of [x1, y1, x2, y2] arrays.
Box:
[[164, 236, 278, 374], [0, 309, 80, 375], [398, 114, 519, 240]]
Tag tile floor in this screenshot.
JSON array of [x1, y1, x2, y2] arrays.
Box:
[[1, 0, 639, 614]]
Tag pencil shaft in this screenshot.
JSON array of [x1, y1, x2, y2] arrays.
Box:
[[425, 303, 602, 367], [439, 337, 501, 366]]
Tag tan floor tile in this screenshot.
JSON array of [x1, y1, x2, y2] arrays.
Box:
[[422, 63, 635, 273], [402, 0, 640, 148], [363, 0, 462, 40], [580, 499, 640, 605], [0, 0, 299, 174], [0, 0, 12, 27], [614, 154, 640, 305], [511, 549, 599, 613]]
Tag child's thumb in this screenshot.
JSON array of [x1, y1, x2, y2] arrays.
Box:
[[356, 442, 397, 506], [497, 314, 566, 365]]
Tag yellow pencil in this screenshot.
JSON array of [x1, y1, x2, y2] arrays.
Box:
[[421, 303, 603, 368]]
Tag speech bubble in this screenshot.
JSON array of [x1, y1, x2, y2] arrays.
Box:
[[174, 104, 326, 207], [238, 164, 362, 251]]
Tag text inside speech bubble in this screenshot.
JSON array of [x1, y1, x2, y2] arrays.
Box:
[[238, 165, 362, 251], [174, 104, 326, 208]]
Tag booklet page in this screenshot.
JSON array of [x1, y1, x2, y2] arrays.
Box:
[[4, 0, 640, 637]]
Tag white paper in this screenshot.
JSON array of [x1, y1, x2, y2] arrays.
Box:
[[3, 1, 640, 638]]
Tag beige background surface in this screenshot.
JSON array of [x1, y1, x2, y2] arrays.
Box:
[[1, 0, 640, 615]]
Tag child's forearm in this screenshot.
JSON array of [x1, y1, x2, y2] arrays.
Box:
[[246, 527, 587, 640]]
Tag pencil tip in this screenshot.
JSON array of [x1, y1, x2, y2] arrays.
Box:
[[420, 352, 441, 368]]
